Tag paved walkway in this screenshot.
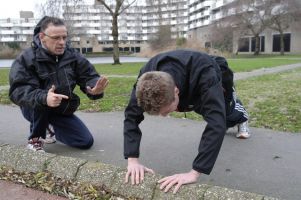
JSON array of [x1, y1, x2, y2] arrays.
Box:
[[0, 180, 67, 200], [0, 62, 301, 199], [234, 62, 301, 80]]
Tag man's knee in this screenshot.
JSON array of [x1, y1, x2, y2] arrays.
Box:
[[77, 136, 94, 149]]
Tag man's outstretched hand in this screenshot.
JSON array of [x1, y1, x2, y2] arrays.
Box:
[[125, 158, 155, 185], [47, 85, 69, 107], [86, 76, 109, 95], [158, 169, 201, 194]]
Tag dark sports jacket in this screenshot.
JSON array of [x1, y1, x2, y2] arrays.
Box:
[[124, 49, 227, 174], [9, 32, 103, 115]]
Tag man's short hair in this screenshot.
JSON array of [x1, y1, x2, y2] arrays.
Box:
[[136, 71, 175, 115], [40, 16, 65, 32]]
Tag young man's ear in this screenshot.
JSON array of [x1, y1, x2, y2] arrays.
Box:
[[39, 32, 45, 44], [174, 87, 179, 95]]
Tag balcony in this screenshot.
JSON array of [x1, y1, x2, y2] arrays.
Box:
[[22, 30, 33, 34], [87, 16, 100, 20], [0, 37, 14, 42], [20, 23, 35, 27], [87, 30, 101, 34], [0, 23, 13, 27], [171, 20, 177, 25], [212, 0, 225, 9], [0, 30, 14, 34]]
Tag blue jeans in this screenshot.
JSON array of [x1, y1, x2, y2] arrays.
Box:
[[21, 106, 94, 149]]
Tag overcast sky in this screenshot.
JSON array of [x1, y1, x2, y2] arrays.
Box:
[[0, 0, 145, 19], [0, 0, 44, 19]]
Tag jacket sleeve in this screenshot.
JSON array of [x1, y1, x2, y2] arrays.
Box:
[[123, 82, 145, 159], [9, 55, 48, 109], [75, 53, 103, 100], [192, 65, 227, 175]]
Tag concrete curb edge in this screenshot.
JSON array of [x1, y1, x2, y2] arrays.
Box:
[[0, 144, 279, 200]]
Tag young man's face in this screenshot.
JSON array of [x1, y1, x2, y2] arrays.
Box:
[[39, 24, 68, 55], [159, 87, 179, 116]]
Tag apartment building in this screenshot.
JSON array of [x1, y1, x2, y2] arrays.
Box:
[[187, 0, 236, 49], [64, 0, 189, 53], [63, 3, 146, 53], [142, 0, 188, 40], [188, 0, 301, 54], [0, 11, 38, 49]]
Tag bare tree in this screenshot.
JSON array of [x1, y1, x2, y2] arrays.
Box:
[[149, 25, 173, 50], [96, 0, 137, 65], [232, 0, 273, 55], [209, 20, 234, 53], [147, 0, 174, 50], [38, 0, 86, 37], [268, 0, 301, 55]]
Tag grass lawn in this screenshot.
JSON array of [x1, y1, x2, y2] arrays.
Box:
[[76, 77, 136, 112], [94, 62, 144, 76], [230, 54, 301, 59], [0, 68, 9, 85], [0, 59, 300, 133], [235, 68, 301, 133]]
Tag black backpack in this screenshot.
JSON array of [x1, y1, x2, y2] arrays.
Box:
[[211, 56, 234, 100]]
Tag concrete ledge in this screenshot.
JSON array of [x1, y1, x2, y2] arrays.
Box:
[[0, 144, 280, 200], [46, 155, 87, 180]]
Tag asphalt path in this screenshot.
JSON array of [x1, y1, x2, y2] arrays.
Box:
[[0, 56, 149, 68], [1, 105, 300, 200]]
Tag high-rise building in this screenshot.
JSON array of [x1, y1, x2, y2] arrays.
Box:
[[142, 0, 188, 40], [63, 1, 188, 53]]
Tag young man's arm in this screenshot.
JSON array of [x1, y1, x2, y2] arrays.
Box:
[[192, 65, 227, 174], [158, 64, 227, 193], [124, 84, 156, 184]]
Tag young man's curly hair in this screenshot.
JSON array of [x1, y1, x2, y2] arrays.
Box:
[[136, 71, 175, 115]]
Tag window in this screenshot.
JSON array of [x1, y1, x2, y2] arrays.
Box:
[[238, 38, 249, 52], [103, 47, 113, 52], [205, 41, 211, 48], [87, 48, 93, 53], [251, 36, 265, 52], [273, 33, 291, 52]]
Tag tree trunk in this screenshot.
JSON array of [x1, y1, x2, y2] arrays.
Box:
[[254, 35, 260, 55], [112, 14, 120, 65], [279, 30, 285, 55]]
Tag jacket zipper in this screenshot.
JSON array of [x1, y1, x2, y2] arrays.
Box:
[[56, 56, 70, 114]]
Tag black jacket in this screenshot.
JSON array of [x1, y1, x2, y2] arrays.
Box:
[[9, 29, 103, 115], [124, 49, 227, 174]]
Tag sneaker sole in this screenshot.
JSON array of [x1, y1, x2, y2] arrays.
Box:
[[41, 139, 56, 144], [26, 146, 45, 152], [236, 133, 250, 139]]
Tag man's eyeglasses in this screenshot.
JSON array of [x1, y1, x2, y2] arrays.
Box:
[[43, 32, 68, 41]]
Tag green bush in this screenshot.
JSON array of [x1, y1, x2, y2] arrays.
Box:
[[176, 37, 186, 47], [7, 42, 20, 50]]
